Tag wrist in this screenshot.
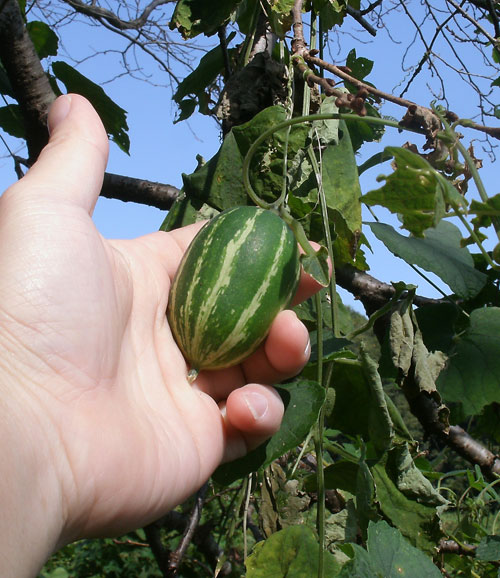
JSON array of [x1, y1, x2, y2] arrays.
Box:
[[0, 364, 67, 577]]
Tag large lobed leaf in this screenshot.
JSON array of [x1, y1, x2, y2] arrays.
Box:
[[368, 220, 487, 300], [438, 306, 500, 416], [339, 520, 441, 577], [245, 525, 340, 577], [362, 147, 467, 236]]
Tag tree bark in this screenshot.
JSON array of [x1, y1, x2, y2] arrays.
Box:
[[0, 0, 55, 163]]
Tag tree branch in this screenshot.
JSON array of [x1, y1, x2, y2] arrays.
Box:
[[0, 0, 180, 211], [167, 483, 208, 574], [0, 0, 55, 162], [102, 173, 180, 210], [61, 0, 175, 31]]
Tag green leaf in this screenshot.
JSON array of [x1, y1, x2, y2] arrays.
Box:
[[51, 61, 130, 153], [0, 104, 25, 138], [182, 131, 249, 210], [340, 520, 441, 577], [372, 459, 443, 553], [368, 220, 487, 299], [0, 63, 14, 97], [182, 105, 310, 211], [360, 348, 394, 458], [470, 192, 500, 231], [314, 0, 348, 31], [386, 298, 448, 402], [26, 21, 58, 59], [362, 147, 466, 236], [267, 0, 295, 38], [212, 379, 325, 485], [300, 246, 330, 287], [326, 356, 393, 459], [476, 535, 500, 561], [318, 460, 360, 493], [388, 444, 448, 507], [438, 307, 500, 415], [170, 0, 240, 38], [320, 116, 363, 267], [346, 48, 374, 81], [174, 36, 236, 120], [246, 525, 340, 577], [159, 192, 217, 231]]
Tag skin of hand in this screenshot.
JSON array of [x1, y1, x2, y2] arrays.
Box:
[[0, 94, 322, 577]]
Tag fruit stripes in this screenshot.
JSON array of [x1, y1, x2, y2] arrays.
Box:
[[168, 206, 301, 373]]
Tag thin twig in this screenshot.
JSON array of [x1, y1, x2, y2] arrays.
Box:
[[168, 483, 208, 574]]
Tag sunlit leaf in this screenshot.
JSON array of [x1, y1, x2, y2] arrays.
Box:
[[246, 525, 340, 577], [368, 220, 487, 299], [362, 147, 466, 236]]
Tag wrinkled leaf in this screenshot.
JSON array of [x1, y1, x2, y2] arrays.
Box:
[[52, 61, 129, 153], [386, 299, 448, 403], [246, 525, 340, 577], [368, 220, 487, 299], [372, 458, 443, 552], [339, 521, 441, 577], [267, 0, 295, 37], [360, 347, 394, 458], [438, 307, 500, 416], [213, 379, 325, 485], [363, 147, 466, 236], [389, 444, 448, 507]]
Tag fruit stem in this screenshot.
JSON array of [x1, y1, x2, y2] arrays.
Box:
[[187, 369, 199, 384]]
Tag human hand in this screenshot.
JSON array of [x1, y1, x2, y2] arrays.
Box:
[[0, 95, 322, 576]]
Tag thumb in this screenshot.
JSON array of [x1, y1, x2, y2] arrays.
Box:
[[17, 94, 109, 214]]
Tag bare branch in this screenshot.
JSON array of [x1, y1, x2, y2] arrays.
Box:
[[167, 483, 208, 574], [61, 0, 175, 31], [101, 174, 180, 210]]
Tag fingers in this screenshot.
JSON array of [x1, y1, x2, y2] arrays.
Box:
[[10, 94, 109, 214], [221, 384, 284, 462], [241, 309, 311, 384], [192, 309, 311, 402]]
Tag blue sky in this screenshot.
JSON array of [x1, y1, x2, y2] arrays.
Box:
[[1, 5, 499, 311]]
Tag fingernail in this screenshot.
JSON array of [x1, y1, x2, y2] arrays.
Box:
[[244, 391, 269, 421], [48, 94, 72, 134]]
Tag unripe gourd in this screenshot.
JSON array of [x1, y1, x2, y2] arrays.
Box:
[[167, 206, 301, 379]]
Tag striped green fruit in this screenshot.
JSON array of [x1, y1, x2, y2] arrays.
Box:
[[167, 206, 301, 377]]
